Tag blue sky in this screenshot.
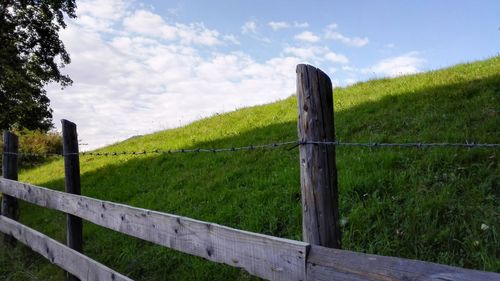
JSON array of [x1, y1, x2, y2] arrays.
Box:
[[47, 0, 500, 149], [146, 0, 500, 72], [145, 0, 500, 79]]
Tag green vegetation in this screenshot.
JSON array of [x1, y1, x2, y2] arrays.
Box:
[[0, 129, 63, 171], [0, 0, 76, 131], [1, 57, 499, 280]]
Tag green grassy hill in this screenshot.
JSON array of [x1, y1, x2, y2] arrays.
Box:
[[1, 57, 499, 280]]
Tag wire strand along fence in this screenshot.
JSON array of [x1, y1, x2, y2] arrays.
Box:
[[1, 64, 499, 281], [4, 140, 500, 158]]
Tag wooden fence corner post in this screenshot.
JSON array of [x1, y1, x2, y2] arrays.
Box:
[[296, 64, 341, 249], [62, 119, 83, 281], [1, 131, 19, 246]]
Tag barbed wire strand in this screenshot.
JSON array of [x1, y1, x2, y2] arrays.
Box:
[[2, 140, 499, 158], [305, 141, 500, 148]]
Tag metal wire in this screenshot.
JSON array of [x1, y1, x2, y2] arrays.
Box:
[[2, 152, 66, 157], [78, 141, 298, 157], [2, 140, 499, 157], [304, 141, 500, 148]]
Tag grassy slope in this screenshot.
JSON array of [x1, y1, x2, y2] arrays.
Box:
[[1, 57, 499, 280]]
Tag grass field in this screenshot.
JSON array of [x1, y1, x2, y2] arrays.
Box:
[[1, 57, 499, 280]]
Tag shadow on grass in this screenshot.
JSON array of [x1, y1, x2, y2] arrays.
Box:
[[10, 74, 500, 280]]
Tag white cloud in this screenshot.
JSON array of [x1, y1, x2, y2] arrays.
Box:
[[283, 46, 325, 62], [294, 21, 309, 28], [366, 52, 425, 77], [241, 21, 257, 34], [268, 21, 290, 30], [341, 65, 359, 72], [167, 3, 182, 16], [326, 23, 338, 30], [324, 23, 369, 47], [294, 31, 320, 43], [325, 52, 349, 64], [77, 0, 126, 20], [325, 31, 369, 47], [283, 46, 348, 65], [241, 20, 271, 43], [337, 52, 425, 78], [222, 34, 240, 45], [123, 10, 222, 46], [175, 22, 222, 46], [76, 0, 128, 31], [123, 10, 177, 40], [266, 21, 309, 30], [47, 3, 303, 149]]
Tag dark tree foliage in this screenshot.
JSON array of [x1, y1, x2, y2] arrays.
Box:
[[0, 0, 76, 131]]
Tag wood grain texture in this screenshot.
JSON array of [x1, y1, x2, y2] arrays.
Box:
[[1, 131, 19, 245], [306, 244, 500, 281], [62, 120, 83, 281], [1, 131, 19, 219], [296, 64, 341, 248], [1, 179, 498, 281], [0, 215, 133, 281], [0, 179, 308, 281]]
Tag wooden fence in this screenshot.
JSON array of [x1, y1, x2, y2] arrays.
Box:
[[1, 64, 499, 281], [1, 179, 498, 281]]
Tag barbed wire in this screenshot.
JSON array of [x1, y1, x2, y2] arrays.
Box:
[[303, 141, 500, 148], [81, 141, 299, 156], [2, 152, 66, 157], [2, 140, 499, 158]]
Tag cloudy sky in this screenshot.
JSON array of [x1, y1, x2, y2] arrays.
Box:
[[46, 0, 500, 149]]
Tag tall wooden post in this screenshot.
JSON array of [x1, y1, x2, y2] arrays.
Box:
[[1, 131, 19, 245], [296, 64, 341, 248], [62, 120, 83, 281]]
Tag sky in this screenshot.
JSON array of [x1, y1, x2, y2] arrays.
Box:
[[46, 0, 500, 150]]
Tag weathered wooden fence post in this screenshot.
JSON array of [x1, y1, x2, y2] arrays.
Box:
[[62, 119, 83, 281], [296, 64, 341, 249], [1, 131, 19, 245]]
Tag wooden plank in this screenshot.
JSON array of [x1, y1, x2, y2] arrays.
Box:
[[1, 131, 19, 245], [62, 119, 83, 281], [296, 64, 341, 248], [0, 215, 133, 281], [0, 178, 308, 281], [306, 244, 500, 281]]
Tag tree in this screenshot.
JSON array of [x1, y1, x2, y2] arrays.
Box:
[[0, 0, 76, 131]]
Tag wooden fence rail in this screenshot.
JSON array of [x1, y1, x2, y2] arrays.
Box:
[[1, 178, 499, 281], [306, 245, 500, 281], [0, 216, 132, 281], [0, 178, 308, 281]]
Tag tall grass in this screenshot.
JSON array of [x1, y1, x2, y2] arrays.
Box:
[[1, 57, 499, 280]]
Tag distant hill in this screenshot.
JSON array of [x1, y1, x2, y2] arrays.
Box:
[[2, 57, 499, 280]]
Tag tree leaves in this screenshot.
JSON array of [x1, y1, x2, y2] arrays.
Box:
[[0, 0, 76, 131]]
